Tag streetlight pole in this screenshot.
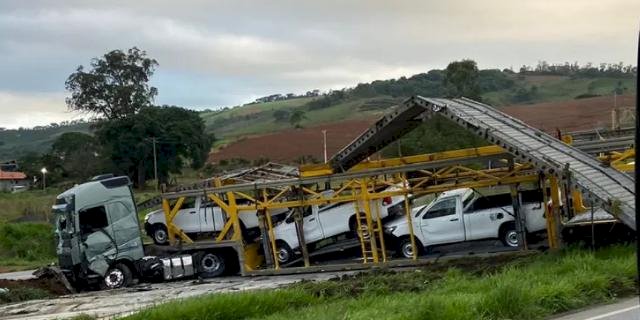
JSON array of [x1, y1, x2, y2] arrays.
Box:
[[152, 137, 158, 191], [322, 130, 328, 163], [40, 167, 47, 191]]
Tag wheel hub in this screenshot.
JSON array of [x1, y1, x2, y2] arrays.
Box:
[[506, 230, 519, 247], [201, 254, 221, 272], [278, 248, 290, 263], [104, 269, 124, 289], [155, 229, 167, 243], [402, 242, 414, 258]]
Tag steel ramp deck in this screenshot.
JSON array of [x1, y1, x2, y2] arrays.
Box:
[[332, 96, 635, 230]]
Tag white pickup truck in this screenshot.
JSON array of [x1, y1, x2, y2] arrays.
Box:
[[384, 188, 546, 258], [272, 187, 405, 264], [144, 197, 287, 245]]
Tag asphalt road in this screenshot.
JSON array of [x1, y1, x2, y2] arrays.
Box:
[[0, 270, 36, 281], [552, 297, 639, 320]]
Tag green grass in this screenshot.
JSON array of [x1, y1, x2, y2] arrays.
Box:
[[0, 222, 56, 264], [124, 245, 636, 320], [0, 287, 52, 304], [0, 189, 60, 223], [483, 75, 636, 106]]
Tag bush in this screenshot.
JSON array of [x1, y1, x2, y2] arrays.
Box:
[[0, 222, 55, 261]]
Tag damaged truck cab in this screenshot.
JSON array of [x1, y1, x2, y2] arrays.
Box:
[[53, 176, 147, 289], [54, 175, 244, 290]]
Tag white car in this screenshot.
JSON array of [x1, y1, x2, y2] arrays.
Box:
[[384, 188, 547, 258], [144, 196, 286, 244], [272, 185, 406, 264]]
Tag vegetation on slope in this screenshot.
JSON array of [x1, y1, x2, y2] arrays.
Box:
[[202, 61, 635, 152], [0, 122, 90, 160], [124, 245, 635, 320]]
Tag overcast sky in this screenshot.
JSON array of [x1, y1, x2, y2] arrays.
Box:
[[0, 0, 638, 129]]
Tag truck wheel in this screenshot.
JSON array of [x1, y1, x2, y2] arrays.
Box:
[[101, 263, 132, 290], [151, 224, 168, 245], [276, 242, 294, 264], [500, 223, 519, 247], [397, 237, 422, 259], [198, 252, 226, 278]]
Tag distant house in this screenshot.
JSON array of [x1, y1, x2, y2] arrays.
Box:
[[0, 170, 29, 192], [0, 160, 19, 172]]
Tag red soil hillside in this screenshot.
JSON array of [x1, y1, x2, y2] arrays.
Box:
[[209, 95, 636, 164], [209, 119, 375, 164], [501, 95, 636, 134]]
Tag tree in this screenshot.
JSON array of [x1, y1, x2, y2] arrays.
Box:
[[51, 132, 104, 181], [95, 106, 214, 187], [443, 60, 481, 100], [273, 109, 290, 122], [65, 47, 159, 120], [289, 110, 307, 128]]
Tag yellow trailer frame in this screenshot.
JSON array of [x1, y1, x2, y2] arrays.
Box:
[[159, 145, 568, 275]]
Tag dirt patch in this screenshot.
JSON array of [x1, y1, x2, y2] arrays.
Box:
[[0, 276, 70, 299], [501, 95, 636, 134], [209, 119, 376, 163]]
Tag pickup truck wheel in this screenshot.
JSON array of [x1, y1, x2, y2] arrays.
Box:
[[101, 263, 132, 290], [151, 224, 168, 245], [277, 242, 294, 264], [501, 225, 519, 247], [198, 252, 226, 278], [398, 237, 422, 259]]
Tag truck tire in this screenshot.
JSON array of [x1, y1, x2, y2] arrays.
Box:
[[101, 263, 133, 290], [276, 242, 294, 264], [500, 223, 519, 247], [151, 224, 169, 245], [397, 237, 422, 259], [197, 252, 226, 278]]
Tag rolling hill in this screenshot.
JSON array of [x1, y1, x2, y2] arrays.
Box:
[[0, 70, 635, 163]]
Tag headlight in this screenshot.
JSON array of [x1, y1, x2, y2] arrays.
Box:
[[385, 226, 397, 234], [144, 214, 150, 222]]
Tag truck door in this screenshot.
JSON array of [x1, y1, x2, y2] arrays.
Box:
[[198, 197, 224, 232], [171, 197, 201, 233], [418, 197, 464, 245], [302, 206, 324, 243], [464, 193, 512, 240]]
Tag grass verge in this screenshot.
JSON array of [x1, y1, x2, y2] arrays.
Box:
[[124, 245, 636, 320]]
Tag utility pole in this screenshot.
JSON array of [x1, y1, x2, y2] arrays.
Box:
[[152, 137, 158, 191], [322, 130, 328, 163]]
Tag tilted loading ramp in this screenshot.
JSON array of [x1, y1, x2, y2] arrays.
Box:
[[331, 96, 636, 230]]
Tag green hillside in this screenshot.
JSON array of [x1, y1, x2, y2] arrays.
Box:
[[0, 122, 90, 161], [204, 73, 635, 145], [1, 68, 635, 161]]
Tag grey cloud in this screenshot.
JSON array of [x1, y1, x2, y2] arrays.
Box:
[[0, 0, 638, 128]]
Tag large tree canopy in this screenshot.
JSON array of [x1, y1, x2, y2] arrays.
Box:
[[51, 132, 104, 180], [95, 106, 214, 187], [65, 47, 158, 120], [443, 59, 481, 100]]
